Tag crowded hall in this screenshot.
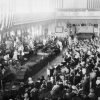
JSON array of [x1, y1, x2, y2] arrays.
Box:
[[1, 0, 100, 100]]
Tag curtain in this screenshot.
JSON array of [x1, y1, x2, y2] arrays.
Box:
[[0, 0, 14, 30]]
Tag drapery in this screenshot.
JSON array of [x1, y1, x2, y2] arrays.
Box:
[[0, 0, 14, 30]]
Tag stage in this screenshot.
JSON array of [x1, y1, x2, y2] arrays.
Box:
[[16, 48, 60, 81]]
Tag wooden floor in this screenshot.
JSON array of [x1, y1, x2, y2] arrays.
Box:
[[32, 48, 67, 82]]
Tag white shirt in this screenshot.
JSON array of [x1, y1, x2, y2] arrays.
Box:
[[13, 50, 18, 60], [68, 36, 72, 45], [47, 68, 50, 76], [74, 36, 78, 44], [57, 40, 63, 50], [82, 68, 86, 75], [43, 39, 46, 45]]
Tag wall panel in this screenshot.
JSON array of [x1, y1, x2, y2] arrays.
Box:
[[63, 0, 74, 9], [87, 0, 100, 10], [62, 0, 87, 9]]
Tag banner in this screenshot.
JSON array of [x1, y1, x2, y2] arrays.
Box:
[[76, 26, 94, 33]]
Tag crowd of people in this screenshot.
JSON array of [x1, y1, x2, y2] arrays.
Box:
[[0, 33, 36, 72], [0, 31, 67, 91], [0, 32, 65, 71], [1, 35, 100, 100]]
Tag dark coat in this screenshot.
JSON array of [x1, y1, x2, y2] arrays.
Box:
[[95, 84, 100, 97]]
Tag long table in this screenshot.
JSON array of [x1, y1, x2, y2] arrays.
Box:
[[16, 48, 60, 81]]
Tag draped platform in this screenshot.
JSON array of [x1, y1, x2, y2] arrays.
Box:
[[16, 48, 60, 81]]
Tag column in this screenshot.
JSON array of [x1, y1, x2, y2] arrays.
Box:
[[98, 24, 100, 45]]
